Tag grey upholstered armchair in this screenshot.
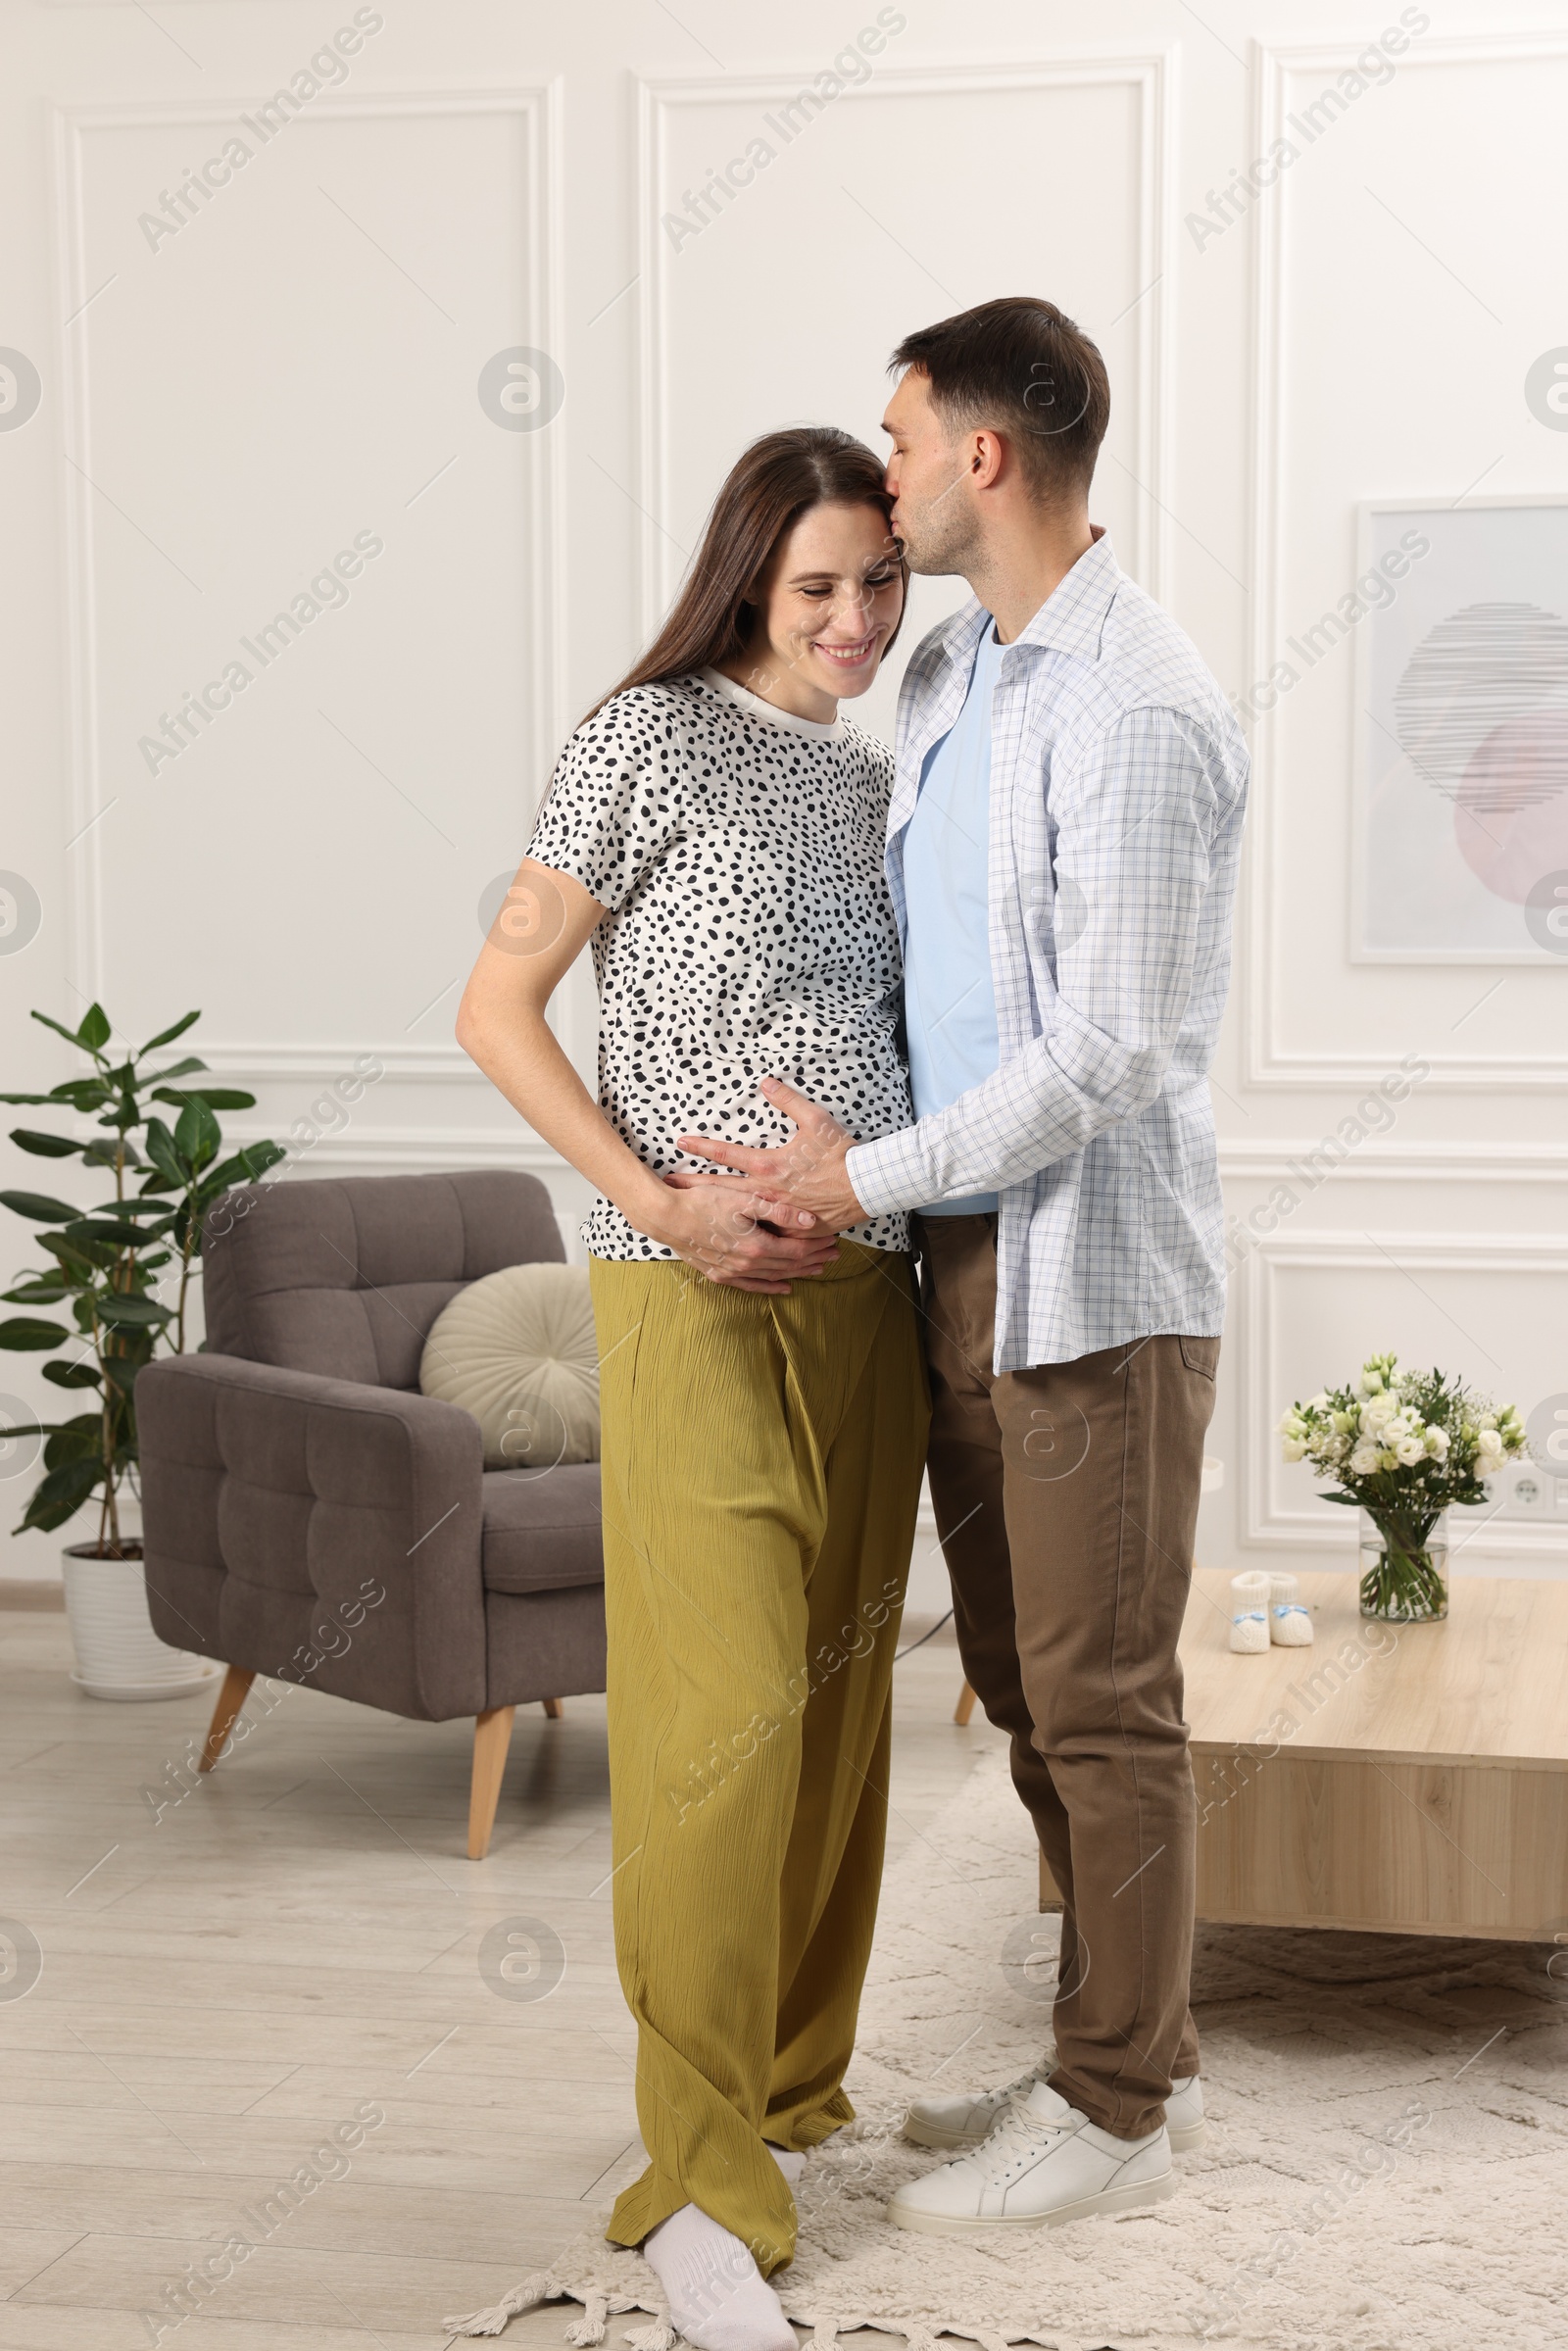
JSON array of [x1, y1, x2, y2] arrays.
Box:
[[137, 1171, 606, 1857]]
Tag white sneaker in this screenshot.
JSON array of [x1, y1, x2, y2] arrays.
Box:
[[902, 2064, 1042, 2150], [1166, 2073, 1206, 2152], [889, 2081, 1175, 2235], [905, 2069, 1205, 2155]]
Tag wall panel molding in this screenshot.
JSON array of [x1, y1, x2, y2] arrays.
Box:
[[51, 86, 564, 1085], [1237, 1226, 1568, 1558], [221, 1121, 561, 1171], [635, 49, 1176, 627], [193, 1044, 497, 1083], [196, 1130, 1568, 1179], [1218, 1141, 1568, 1186], [1240, 32, 1568, 1092]]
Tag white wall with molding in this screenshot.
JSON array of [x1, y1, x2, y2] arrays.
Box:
[[3, 0, 1565, 1581]]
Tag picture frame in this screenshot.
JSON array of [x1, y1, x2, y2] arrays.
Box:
[[1351, 494, 1568, 964]]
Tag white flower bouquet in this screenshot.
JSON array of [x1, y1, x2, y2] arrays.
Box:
[[1277, 1351, 1530, 1620]]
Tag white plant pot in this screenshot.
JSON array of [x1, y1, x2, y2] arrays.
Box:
[[61, 1543, 220, 1703]]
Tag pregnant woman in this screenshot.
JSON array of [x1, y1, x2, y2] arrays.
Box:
[[457, 427, 928, 2351]]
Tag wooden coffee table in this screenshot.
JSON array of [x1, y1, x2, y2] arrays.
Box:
[[1042, 1569, 1568, 1940]]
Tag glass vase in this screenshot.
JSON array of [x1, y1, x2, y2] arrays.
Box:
[[1357, 1508, 1448, 1623]]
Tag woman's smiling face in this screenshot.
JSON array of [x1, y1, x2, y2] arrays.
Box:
[[738, 501, 906, 719]]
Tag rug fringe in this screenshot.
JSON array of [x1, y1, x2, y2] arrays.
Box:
[[563, 2290, 610, 2345], [443, 2268, 555, 2336], [621, 2325, 675, 2350]]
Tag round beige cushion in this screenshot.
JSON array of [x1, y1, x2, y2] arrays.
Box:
[[419, 1263, 599, 1469]]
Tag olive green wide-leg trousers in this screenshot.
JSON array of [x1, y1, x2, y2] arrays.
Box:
[[588, 1244, 928, 2277]]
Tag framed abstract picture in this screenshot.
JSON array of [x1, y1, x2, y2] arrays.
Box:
[[1353, 496, 1568, 961]]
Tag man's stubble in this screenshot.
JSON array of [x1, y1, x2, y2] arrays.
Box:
[[894, 460, 984, 583]]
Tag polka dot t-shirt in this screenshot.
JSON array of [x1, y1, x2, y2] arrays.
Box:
[[526, 668, 911, 1260]]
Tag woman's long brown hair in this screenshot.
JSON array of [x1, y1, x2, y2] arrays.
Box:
[[588, 425, 906, 718]]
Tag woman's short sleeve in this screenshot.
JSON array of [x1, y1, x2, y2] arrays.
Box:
[[525, 690, 678, 913]]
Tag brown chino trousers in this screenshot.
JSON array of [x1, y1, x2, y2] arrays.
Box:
[[916, 1212, 1217, 2141]]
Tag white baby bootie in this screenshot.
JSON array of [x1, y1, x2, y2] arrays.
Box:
[[1229, 1572, 1271, 1653], [1269, 1573, 1314, 1645]]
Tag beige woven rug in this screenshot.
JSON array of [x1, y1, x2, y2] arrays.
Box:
[[448, 1744, 1568, 2350]]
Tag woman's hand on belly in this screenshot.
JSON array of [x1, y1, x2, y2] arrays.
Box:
[[648, 1170, 840, 1295]]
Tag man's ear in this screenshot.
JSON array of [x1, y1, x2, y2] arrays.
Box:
[[970, 428, 1007, 492]]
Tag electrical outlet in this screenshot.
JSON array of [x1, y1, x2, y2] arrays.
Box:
[[1489, 1462, 1568, 1523]]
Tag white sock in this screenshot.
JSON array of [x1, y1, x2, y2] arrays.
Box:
[[1269, 1572, 1313, 1645], [765, 2140, 806, 2184], [641, 2204, 795, 2351], [1229, 1571, 1270, 1653]]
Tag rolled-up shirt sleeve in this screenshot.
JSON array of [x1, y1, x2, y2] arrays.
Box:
[[846, 705, 1221, 1215]]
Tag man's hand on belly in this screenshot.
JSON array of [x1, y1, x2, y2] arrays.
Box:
[[677, 1077, 868, 1233]]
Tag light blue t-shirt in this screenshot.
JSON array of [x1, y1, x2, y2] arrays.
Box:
[[900, 618, 1005, 1215]]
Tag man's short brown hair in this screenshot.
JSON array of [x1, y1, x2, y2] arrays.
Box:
[[891, 296, 1110, 504]]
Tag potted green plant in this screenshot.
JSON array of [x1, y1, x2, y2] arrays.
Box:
[[1277, 1351, 1531, 1622], [0, 1003, 281, 1696]]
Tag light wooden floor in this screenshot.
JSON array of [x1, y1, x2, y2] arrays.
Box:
[[0, 1603, 1001, 2350]]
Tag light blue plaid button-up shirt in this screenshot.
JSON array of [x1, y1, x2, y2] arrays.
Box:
[[845, 533, 1249, 1372]]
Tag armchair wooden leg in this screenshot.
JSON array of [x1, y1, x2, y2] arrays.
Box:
[[541, 1697, 564, 1719], [468, 1705, 515, 1860], [954, 1680, 978, 1727], [199, 1666, 256, 1771]]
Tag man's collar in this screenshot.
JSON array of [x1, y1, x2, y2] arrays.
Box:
[[926, 597, 990, 671], [1011, 527, 1120, 661], [928, 527, 1122, 670]]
